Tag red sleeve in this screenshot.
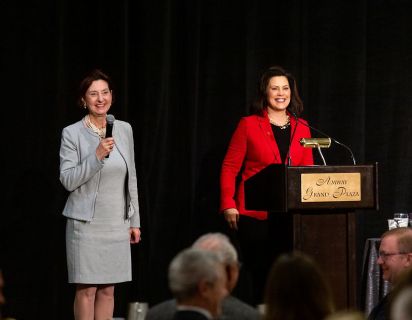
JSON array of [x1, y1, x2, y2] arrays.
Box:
[[220, 118, 247, 211]]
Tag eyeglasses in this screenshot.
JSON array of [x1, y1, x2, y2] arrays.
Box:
[[378, 252, 408, 260]]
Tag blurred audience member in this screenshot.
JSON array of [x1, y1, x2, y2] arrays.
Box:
[[368, 227, 412, 320], [168, 248, 228, 320], [326, 310, 365, 320], [387, 267, 412, 320], [0, 269, 4, 319], [0, 269, 16, 320], [263, 251, 334, 320], [390, 287, 412, 320], [146, 233, 260, 320]]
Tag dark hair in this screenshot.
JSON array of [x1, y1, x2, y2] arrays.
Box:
[[264, 251, 334, 320], [77, 69, 114, 107], [250, 65, 303, 116]]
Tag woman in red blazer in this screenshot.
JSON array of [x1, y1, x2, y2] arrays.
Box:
[[220, 66, 313, 305]]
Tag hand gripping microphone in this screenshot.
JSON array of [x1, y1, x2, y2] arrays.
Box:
[[290, 112, 357, 165], [105, 114, 115, 158]]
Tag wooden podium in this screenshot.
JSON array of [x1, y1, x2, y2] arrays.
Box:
[[244, 164, 379, 309]]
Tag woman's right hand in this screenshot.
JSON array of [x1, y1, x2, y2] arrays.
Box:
[[223, 208, 239, 230], [96, 137, 115, 160]]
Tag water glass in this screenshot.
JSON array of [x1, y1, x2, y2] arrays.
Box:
[[394, 213, 409, 228], [127, 302, 148, 320]]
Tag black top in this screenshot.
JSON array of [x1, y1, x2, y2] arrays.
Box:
[[271, 124, 291, 163]]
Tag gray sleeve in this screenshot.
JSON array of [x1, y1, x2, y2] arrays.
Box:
[[59, 127, 104, 192]]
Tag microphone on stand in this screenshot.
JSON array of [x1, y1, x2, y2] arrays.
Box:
[[105, 114, 115, 158], [289, 112, 357, 165], [285, 114, 299, 166]]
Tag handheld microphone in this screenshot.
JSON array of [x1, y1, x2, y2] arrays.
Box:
[[105, 114, 115, 158], [289, 112, 357, 165]]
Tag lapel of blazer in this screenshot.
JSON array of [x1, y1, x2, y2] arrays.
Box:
[[288, 114, 298, 162], [81, 123, 101, 147], [112, 121, 127, 163], [257, 113, 282, 163]]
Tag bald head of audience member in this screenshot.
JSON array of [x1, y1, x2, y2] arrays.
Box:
[[168, 248, 228, 319], [378, 227, 412, 284], [192, 233, 239, 293]]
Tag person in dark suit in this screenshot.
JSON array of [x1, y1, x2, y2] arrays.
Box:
[[168, 248, 228, 320], [368, 227, 412, 320], [220, 65, 313, 305], [146, 233, 260, 320]]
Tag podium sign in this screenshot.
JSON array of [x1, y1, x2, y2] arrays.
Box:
[[301, 172, 361, 202], [245, 164, 378, 212]]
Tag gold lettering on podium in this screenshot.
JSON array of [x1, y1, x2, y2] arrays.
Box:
[[301, 173, 361, 202]]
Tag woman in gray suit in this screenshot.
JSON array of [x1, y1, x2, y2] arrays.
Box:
[[59, 69, 141, 320]]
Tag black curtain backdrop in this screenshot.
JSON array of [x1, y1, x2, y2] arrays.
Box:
[[2, 0, 412, 318]]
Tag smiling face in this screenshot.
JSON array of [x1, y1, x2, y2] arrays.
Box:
[[266, 76, 291, 113], [82, 79, 112, 118], [378, 234, 412, 283]]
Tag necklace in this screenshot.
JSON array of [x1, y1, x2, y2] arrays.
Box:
[[269, 114, 290, 129], [85, 115, 106, 138]]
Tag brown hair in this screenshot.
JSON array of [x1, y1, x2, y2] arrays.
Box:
[[250, 65, 304, 116], [264, 251, 334, 320], [77, 69, 114, 107]]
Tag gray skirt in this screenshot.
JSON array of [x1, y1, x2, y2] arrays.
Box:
[[66, 217, 132, 284]]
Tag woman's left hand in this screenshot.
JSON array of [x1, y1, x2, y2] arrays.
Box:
[[129, 227, 141, 244]]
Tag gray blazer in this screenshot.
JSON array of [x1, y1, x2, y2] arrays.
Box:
[[59, 119, 140, 227]]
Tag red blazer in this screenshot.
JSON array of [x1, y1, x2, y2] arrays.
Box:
[[220, 112, 314, 220]]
